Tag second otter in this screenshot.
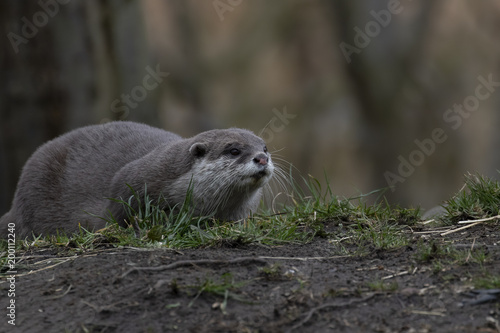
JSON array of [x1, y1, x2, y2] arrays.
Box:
[[0, 121, 274, 238]]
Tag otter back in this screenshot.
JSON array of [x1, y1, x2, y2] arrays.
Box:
[[0, 121, 181, 238]]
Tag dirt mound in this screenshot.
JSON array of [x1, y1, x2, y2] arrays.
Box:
[[1, 222, 500, 332]]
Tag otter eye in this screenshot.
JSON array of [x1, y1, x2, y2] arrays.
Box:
[[230, 148, 241, 156], [264, 146, 268, 153]]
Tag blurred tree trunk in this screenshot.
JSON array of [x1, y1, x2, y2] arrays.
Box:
[[97, 0, 160, 125], [0, 0, 67, 215], [157, 0, 215, 134], [0, 0, 153, 215], [327, 0, 441, 204]]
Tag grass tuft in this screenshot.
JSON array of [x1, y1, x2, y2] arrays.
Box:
[[366, 279, 399, 292], [0, 174, 424, 256], [0, 174, 425, 259], [473, 275, 500, 289], [442, 173, 500, 225], [187, 273, 250, 312]]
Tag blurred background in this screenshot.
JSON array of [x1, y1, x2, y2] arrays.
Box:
[[1, 0, 500, 216]]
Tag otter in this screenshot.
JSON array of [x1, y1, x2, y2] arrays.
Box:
[[0, 121, 274, 239]]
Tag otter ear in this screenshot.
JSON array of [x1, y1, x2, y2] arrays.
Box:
[[189, 142, 207, 157]]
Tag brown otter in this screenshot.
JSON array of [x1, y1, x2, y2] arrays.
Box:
[[0, 121, 273, 239]]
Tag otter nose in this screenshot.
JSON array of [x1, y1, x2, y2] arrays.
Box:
[[253, 153, 268, 166]]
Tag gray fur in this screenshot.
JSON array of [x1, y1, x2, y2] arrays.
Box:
[[0, 121, 273, 239]]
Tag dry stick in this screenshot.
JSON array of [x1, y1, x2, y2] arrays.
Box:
[[120, 257, 268, 279], [257, 255, 350, 261], [287, 293, 376, 332], [414, 230, 449, 235], [382, 270, 409, 280], [440, 221, 483, 236], [410, 310, 445, 317], [119, 255, 349, 279], [329, 236, 354, 243], [465, 237, 476, 263], [48, 284, 73, 300], [7, 258, 74, 278], [9, 253, 101, 278], [81, 299, 137, 313], [457, 215, 500, 224]]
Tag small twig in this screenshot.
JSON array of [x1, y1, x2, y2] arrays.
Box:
[[133, 216, 142, 237], [465, 238, 476, 263], [440, 221, 483, 236], [266, 211, 289, 217], [413, 226, 451, 235], [120, 257, 268, 279], [6, 258, 74, 278], [287, 294, 376, 332], [329, 236, 353, 243], [119, 255, 350, 279], [47, 284, 72, 300], [453, 243, 496, 248], [486, 316, 500, 333], [382, 270, 409, 280], [256, 255, 350, 261], [81, 299, 138, 313], [458, 215, 500, 224], [410, 310, 445, 317], [414, 230, 448, 234], [32, 256, 79, 266]]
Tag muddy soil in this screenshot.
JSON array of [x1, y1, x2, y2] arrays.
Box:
[[1, 221, 500, 333]]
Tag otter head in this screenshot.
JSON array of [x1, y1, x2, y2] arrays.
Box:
[[185, 128, 274, 219]]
